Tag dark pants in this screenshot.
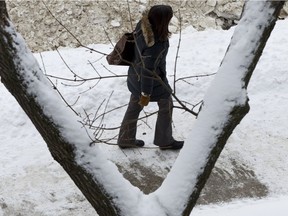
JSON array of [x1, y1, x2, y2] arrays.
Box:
[[118, 94, 174, 147]]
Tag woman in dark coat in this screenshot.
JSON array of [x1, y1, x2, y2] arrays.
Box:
[[117, 5, 184, 150]]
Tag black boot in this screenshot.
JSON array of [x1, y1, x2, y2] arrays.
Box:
[[159, 140, 184, 150], [118, 139, 145, 149]]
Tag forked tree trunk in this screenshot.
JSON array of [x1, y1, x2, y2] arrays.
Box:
[[0, 1, 285, 216], [0, 2, 119, 215]]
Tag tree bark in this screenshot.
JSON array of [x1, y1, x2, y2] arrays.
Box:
[[181, 1, 285, 215], [0, 2, 119, 215]]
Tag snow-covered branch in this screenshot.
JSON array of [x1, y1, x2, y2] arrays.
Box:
[[0, 0, 284, 216], [153, 1, 284, 215]]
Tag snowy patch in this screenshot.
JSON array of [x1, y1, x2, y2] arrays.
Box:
[[1, 3, 288, 216]]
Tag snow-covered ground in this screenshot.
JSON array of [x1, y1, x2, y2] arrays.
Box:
[[1, 16, 288, 216]]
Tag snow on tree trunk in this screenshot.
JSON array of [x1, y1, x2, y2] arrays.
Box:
[[0, 2, 120, 216], [153, 1, 285, 216]]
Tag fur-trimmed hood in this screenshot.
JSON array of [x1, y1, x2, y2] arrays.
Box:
[[127, 10, 171, 101], [140, 11, 155, 47]]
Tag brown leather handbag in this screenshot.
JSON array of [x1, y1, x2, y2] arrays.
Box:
[[106, 32, 135, 66]]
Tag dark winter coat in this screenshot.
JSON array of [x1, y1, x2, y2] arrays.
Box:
[[127, 12, 172, 101]]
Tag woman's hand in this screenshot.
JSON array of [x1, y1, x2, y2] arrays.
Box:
[[138, 93, 150, 106]]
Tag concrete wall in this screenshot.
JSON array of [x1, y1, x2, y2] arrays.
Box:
[[6, 0, 287, 52]]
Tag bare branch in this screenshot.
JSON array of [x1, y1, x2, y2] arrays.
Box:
[[45, 73, 127, 82], [55, 48, 85, 80], [173, 9, 182, 94], [176, 73, 216, 82], [41, 1, 108, 56]]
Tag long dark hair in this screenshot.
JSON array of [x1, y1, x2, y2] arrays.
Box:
[[148, 5, 173, 42]]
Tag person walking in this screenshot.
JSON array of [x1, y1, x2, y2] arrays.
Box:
[[117, 5, 184, 150]]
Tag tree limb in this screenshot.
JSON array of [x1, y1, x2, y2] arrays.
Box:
[[154, 1, 285, 215], [0, 2, 120, 215]]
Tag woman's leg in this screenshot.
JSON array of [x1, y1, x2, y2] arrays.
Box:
[[118, 94, 143, 145], [154, 96, 174, 147]]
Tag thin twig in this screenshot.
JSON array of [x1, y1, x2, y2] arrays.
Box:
[[42, 1, 108, 56], [173, 9, 182, 94], [47, 77, 80, 116], [93, 103, 128, 122], [87, 60, 101, 77], [39, 51, 80, 116], [45, 74, 127, 82], [176, 73, 216, 82], [126, 0, 134, 31], [39, 52, 47, 75], [55, 48, 85, 80]]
